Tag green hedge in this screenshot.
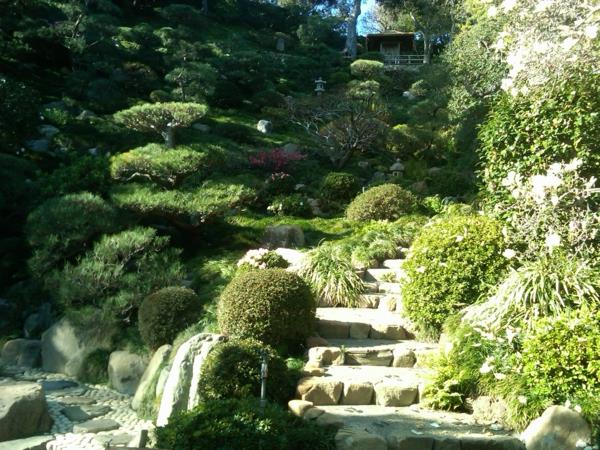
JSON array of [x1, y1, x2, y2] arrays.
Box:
[[350, 59, 384, 79], [346, 184, 417, 221]]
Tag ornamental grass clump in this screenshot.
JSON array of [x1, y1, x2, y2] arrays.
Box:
[[299, 243, 363, 307]]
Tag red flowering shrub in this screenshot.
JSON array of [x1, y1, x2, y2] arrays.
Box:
[[249, 148, 306, 172]]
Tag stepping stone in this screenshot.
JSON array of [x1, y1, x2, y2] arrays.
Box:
[[365, 268, 398, 283], [297, 377, 343, 405], [95, 432, 134, 447], [358, 294, 381, 308], [317, 320, 350, 339], [382, 259, 405, 270], [345, 349, 393, 366], [378, 282, 401, 294], [374, 383, 418, 407], [40, 380, 78, 391], [362, 282, 379, 294], [61, 405, 91, 422], [73, 418, 120, 433], [58, 396, 96, 406], [82, 404, 111, 418], [0, 435, 53, 450]]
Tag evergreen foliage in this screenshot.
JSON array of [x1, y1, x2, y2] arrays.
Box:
[[346, 184, 417, 221]]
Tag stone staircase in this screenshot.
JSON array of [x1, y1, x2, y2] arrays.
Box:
[[292, 259, 525, 450]]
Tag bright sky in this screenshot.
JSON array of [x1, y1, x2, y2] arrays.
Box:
[[358, 0, 377, 35]]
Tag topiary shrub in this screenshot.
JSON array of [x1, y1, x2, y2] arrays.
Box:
[[155, 398, 337, 450], [321, 172, 359, 201], [218, 269, 315, 350], [346, 184, 417, 221], [198, 338, 295, 405], [237, 249, 289, 271], [138, 287, 203, 350], [495, 309, 600, 430], [350, 59, 385, 79], [402, 215, 507, 338]]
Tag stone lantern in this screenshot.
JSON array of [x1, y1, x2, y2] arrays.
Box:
[[390, 159, 404, 177], [314, 77, 326, 95]]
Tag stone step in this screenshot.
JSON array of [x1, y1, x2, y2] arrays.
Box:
[[307, 339, 439, 368], [293, 405, 524, 450], [382, 259, 405, 270], [296, 366, 429, 407], [378, 282, 402, 294], [365, 268, 401, 283], [316, 308, 414, 340], [358, 293, 401, 311], [363, 282, 380, 294]]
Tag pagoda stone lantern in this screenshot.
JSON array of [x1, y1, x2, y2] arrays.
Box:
[[390, 159, 405, 177], [314, 77, 326, 95]]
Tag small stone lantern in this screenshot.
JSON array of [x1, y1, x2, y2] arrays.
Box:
[[314, 77, 326, 95], [390, 159, 405, 177]]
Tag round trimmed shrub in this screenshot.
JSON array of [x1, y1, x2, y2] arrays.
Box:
[[402, 215, 507, 338], [321, 172, 359, 201], [350, 59, 384, 79], [218, 269, 316, 349], [346, 184, 417, 221], [155, 398, 337, 450], [198, 339, 295, 405], [138, 287, 202, 350]]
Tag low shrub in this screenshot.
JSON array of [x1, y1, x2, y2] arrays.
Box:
[[299, 243, 363, 307], [79, 349, 111, 385], [402, 215, 507, 338], [321, 172, 359, 201], [497, 309, 600, 430], [218, 269, 316, 350], [155, 398, 337, 450], [198, 339, 295, 405], [267, 194, 312, 217], [138, 287, 203, 350], [39, 155, 111, 198], [214, 122, 257, 144], [237, 248, 289, 271], [350, 59, 385, 79], [346, 184, 417, 221]]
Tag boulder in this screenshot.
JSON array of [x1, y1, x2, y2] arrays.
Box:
[[132, 345, 171, 410], [108, 351, 147, 396], [297, 377, 343, 405], [0, 435, 53, 450], [307, 347, 343, 367], [283, 143, 298, 153], [336, 429, 387, 450], [192, 123, 210, 132], [370, 324, 407, 340], [374, 383, 418, 407], [41, 316, 115, 377], [72, 418, 120, 434], [273, 247, 306, 269], [256, 120, 273, 134], [472, 396, 508, 426], [288, 400, 313, 417], [38, 125, 59, 138], [25, 139, 50, 154], [349, 323, 371, 339], [392, 348, 416, 368], [521, 405, 591, 450], [317, 320, 350, 339], [156, 334, 226, 426], [1, 339, 41, 368], [24, 303, 53, 339], [0, 382, 53, 442], [341, 382, 374, 405], [262, 225, 305, 249]]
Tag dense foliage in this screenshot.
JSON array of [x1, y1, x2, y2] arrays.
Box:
[[346, 184, 417, 221], [402, 215, 507, 338], [138, 287, 203, 350], [156, 398, 337, 450], [218, 269, 316, 350], [198, 339, 296, 405]]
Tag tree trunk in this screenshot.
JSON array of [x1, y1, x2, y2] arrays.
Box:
[[202, 0, 208, 15], [423, 32, 431, 64], [163, 127, 175, 148], [344, 0, 361, 59]]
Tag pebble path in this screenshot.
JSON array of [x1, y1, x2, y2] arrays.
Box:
[[5, 366, 154, 450]]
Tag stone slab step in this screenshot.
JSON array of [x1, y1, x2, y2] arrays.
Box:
[[363, 282, 380, 294], [297, 366, 430, 406], [382, 259, 405, 270], [327, 339, 439, 368], [379, 282, 402, 294], [316, 308, 413, 340], [365, 268, 401, 283], [358, 293, 402, 311], [72, 418, 120, 433], [306, 405, 524, 450]]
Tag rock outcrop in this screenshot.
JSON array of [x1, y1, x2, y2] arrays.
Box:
[[108, 351, 147, 396], [0, 382, 53, 442]]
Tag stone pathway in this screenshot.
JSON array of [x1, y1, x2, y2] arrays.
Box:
[[1, 366, 153, 450], [294, 259, 525, 449]]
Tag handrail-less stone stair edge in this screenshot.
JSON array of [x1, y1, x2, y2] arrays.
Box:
[[290, 257, 526, 450]]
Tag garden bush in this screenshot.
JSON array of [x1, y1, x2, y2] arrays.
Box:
[[346, 184, 417, 221], [39, 155, 111, 198], [48, 227, 184, 322], [299, 243, 363, 307], [267, 194, 311, 217], [26, 193, 118, 275], [138, 287, 203, 350], [218, 269, 315, 350], [155, 398, 337, 450], [237, 248, 289, 271], [497, 309, 600, 430], [110, 144, 210, 187], [350, 59, 384, 79], [479, 69, 600, 202], [402, 215, 507, 338], [213, 122, 257, 144], [198, 338, 295, 405], [321, 172, 359, 201]]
